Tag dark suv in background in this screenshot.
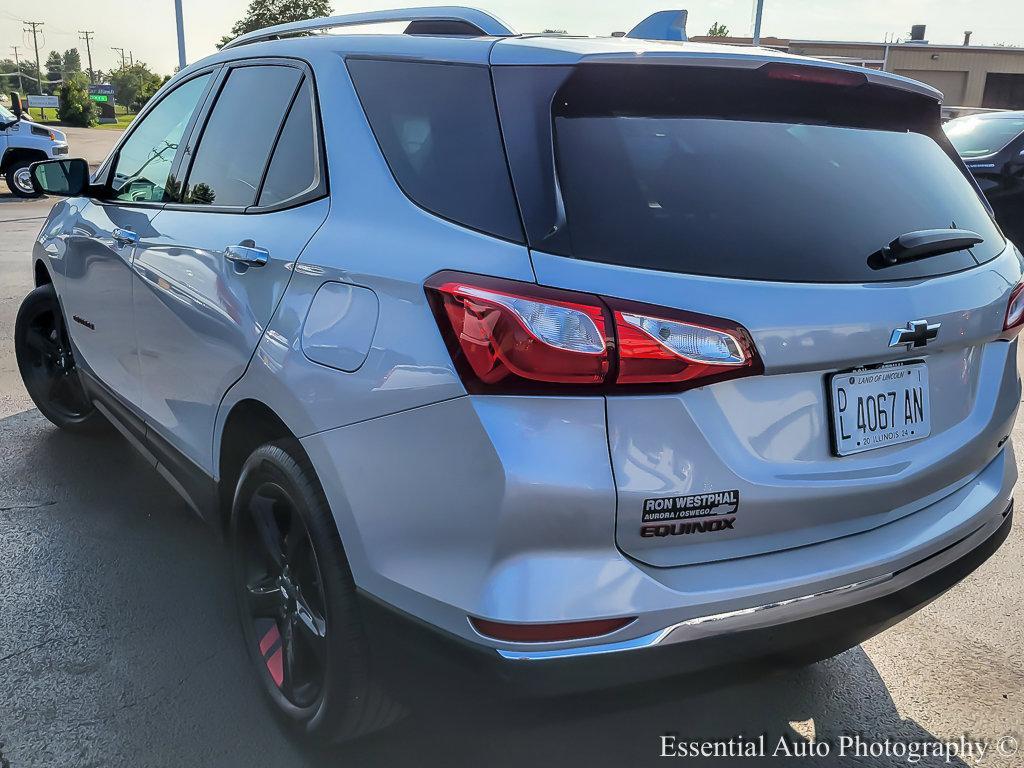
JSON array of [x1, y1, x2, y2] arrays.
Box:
[[946, 111, 1024, 245]]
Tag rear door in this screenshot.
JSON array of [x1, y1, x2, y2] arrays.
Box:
[[496, 62, 1022, 567], [132, 60, 328, 472]]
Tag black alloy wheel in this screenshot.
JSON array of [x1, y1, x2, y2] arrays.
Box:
[[230, 443, 402, 741], [15, 283, 101, 429], [236, 477, 329, 710]]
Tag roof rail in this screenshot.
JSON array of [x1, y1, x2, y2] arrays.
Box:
[[222, 6, 516, 49]]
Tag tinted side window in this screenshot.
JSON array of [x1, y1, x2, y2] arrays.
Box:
[[347, 59, 523, 242], [184, 65, 302, 207], [257, 79, 320, 208], [111, 74, 210, 202]]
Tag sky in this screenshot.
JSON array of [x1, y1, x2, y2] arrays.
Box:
[[2, 0, 1023, 78]]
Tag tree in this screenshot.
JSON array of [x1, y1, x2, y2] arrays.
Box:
[[44, 50, 64, 95], [58, 71, 97, 126], [219, 0, 333, 47], [0, 58, 42, 97], [62, 48, 83, 75], [110, 61, 164, 112], [706, 21, 730, 37]]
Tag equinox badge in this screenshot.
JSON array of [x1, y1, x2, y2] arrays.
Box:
[[889, 320, 940, 349]]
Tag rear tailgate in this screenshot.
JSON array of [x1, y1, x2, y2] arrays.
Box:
[[494, 58, 1022, 567], [533, 251, 1020, 566]]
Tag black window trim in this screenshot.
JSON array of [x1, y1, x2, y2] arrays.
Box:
[[344, 54, 527, 245], [92, 65, 222, 211], [163, 56, 329, 216], [250, 74, 327, 213]]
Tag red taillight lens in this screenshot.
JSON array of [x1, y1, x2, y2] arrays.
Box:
[[426, 273, 611, 388], [1005, 281, 1024, 332], [606, 298, 761, 386], [426, 272, 762, 393], [469, 615, 635, 643]]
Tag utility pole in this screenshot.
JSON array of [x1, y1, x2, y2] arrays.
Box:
[[79, 31, 95, 84], [22, 20, 44, 95], [128, 51, 134, 67], [751, 0, 766, 45], [752, 0, 765, 45], [10, 46, 24, 94], [111, 46, 126, 71], [174, 0, 187, 70]]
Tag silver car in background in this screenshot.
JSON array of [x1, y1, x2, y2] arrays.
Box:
[[16, 7, 1021, 742]]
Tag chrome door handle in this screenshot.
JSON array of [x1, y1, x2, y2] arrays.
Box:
[[224, 244, 269, 268], [112, 227, 139, 247]]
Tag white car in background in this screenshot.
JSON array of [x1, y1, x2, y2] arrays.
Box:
[[0, 102, 69, 197]]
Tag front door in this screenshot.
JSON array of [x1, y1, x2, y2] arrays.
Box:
[[61, 72, 214, 408], [133, 62, 328, 472]]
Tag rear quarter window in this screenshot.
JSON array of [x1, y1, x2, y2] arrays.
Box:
[[347, 58, 524, 243]]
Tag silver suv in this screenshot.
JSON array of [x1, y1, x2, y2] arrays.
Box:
[[16, 7, 1020, 742]]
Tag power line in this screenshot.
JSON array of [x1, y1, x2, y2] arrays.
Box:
[[79, 30, 96, 84], [22, 20, 44, 95]]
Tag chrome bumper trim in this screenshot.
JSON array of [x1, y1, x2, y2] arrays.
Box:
[[495, 573, 893, 661]]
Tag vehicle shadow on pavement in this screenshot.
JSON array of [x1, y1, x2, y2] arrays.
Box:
[[339, 651, 973, 767], [0, 409, 971, 768]]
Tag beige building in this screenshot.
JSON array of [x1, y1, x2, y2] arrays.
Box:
[[690, 33, 1024, 109]]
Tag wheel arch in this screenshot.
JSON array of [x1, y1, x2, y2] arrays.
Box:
[[34, 259, 52, 287], [1, 147, 48, 173], [216, 398, 317, 532]]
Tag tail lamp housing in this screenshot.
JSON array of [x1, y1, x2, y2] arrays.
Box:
[[1004, 279, 1024, 333], [425, 272, 762, 394]]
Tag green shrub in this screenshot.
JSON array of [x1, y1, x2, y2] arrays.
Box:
[[58, 72, 97, 127]]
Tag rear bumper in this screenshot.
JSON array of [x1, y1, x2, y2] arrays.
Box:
[[360, 503, 1012, 697]]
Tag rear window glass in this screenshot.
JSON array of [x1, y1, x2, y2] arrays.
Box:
[[945, 116, 1024, 158], [347, 59, 523, 242], [555, 116, 1004, 282]]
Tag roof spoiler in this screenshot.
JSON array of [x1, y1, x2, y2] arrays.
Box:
[[626, 10, 688, 42]]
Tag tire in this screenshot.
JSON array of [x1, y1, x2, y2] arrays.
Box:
[[14, 284, 105, 431], [229, 441, 402, 742], [5, 159, 42, 198]]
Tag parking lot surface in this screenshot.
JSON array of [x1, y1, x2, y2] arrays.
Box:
[[0, 128, 1021, 767]]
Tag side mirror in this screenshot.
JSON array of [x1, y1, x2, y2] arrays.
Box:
[[31, 158, 91, 197]]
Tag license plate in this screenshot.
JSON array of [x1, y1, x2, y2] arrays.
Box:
[[829, 361, 931, 456]]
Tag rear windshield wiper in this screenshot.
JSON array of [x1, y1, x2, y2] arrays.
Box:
[[872, 229, 984, 268]]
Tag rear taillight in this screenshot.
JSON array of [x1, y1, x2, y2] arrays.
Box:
[[425, 272, 762, 393], [606, 297, 758, 386], [761, 62, 867, 88], [1005, 280, 1024, 332], [426, 275, 611, 387]]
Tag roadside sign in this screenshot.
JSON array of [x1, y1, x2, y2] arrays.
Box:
[[26, 95, 59, 108], [89, 84, 118, 123]]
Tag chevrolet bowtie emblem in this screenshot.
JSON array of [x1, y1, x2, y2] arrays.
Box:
[[889, 320, 940, 349]]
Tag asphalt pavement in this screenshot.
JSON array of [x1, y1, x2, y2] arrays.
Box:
[[0, 128, 1022, 767]]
